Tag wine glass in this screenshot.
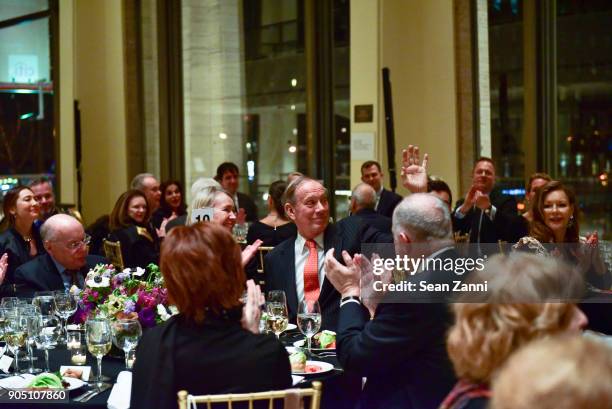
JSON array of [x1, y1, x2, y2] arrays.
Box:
[[33, 292, 57, 316], [54, 292, 78, 344], [85, 317, 112, 388], [297, 299, 321, 355], [0, 307, 10, 341], [22, 312, 42, 374], [5, 315, 26, 373], [266, 290, 288, 338], [35, 315, 61, 372], [1, 297, 19, 308], [111, 318, 142, 369]]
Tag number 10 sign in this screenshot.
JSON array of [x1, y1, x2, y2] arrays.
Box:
[[191, 208, 215, 224]]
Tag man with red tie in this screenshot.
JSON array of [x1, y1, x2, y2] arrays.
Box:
[[264, 176, 369, 331]]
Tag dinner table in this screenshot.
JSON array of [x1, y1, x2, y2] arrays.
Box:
[[0, 329, 361, 409]]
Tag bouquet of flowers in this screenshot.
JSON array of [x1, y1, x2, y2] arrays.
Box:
[[73, 263, 177, 328]]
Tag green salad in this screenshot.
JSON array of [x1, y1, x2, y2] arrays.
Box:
[[27, 372, 65, 389]]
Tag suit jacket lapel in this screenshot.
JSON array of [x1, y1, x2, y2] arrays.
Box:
[[320, 224, 339, 303], [282, 238, 299, 319]]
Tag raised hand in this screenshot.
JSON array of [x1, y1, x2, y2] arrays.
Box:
[[400, 145, 429, 193]]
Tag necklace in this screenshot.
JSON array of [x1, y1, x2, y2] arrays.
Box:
[[23, 235, 32, 243]]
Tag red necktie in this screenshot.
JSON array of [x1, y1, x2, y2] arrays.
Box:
[[304, 240, 320, 302]]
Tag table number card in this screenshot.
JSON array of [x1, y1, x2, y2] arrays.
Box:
[[190, 208, 215, 224], [0, 355, 13, 373]]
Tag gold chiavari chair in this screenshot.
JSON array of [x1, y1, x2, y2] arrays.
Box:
[[177, 381, 323, 409], [453, 232, 470, 244], [103, 239, 125, 270]]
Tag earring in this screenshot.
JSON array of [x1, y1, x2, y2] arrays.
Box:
[[568, 216, 575, 228]]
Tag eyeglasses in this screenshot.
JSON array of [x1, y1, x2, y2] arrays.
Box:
[[64, 234, 91, 251]]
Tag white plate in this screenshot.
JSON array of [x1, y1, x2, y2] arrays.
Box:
[[293, 339, 336, 352], [291, 360, 334, 376], [63, 376, 86, 391], [284, 324, 297, 332]]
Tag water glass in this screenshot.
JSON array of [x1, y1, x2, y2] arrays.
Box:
[[54, 292, 78, 344], [5, 315, 26, 373], [111, 319, 142, 369], [23, 313, 42, 374], [297, 299, 321, 354], [36, 315, 61, 372]]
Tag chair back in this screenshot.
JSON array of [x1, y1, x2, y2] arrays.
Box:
[[103, 239, 125, 270], [257, 246, 275, 275], [178, 381, 322, 409], [453, 232, 470, 243]]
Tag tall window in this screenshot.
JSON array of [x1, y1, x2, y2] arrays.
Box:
[[478, 0, 611, 238], [0, 0, 56, 194]]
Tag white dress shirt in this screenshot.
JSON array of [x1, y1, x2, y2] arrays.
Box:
[[294, 232, 325, 303]]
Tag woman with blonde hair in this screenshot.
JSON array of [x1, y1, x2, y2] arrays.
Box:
[[188, 186, 262, 266], [491, 335, 612, 409], [440, 252, 588, 409]]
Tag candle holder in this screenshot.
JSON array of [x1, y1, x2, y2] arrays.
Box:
[[66, 332, 81, 350], [70, 345, 87, 366]]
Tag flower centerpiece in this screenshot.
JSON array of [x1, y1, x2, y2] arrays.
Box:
[[73, 263, 177, 328]]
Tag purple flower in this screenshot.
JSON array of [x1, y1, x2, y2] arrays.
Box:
[[124, 300, 136, 314], [138, 307, 156, 328]]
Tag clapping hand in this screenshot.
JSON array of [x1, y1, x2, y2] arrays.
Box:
[[241, 280, 264, 334], [241, 239, 263, 267], [400, 145, 429, 193], [324, 249, 361, 298], [0, 253, 7, 285], [359, 253, 393, 317], [474, 190, 491, 210], [459, 185, 479, 214]]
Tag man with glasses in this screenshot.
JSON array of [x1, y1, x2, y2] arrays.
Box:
[[14, 214, 106, 296]]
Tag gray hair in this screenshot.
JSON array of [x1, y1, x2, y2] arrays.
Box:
[[282, 176, 327, 207], [392, 193, 452, 241], [190, 177, 221, 197], [40, 214, 81, 242], [130, 173, 157, 190], [352, 183, 376, 210], [186, 186, 232, 226]]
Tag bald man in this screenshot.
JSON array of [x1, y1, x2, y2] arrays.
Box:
[[15, 214, 106, 296], [349, 183, 392, 234]]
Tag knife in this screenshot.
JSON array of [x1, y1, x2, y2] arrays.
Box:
[[79, 383, 113, 403]]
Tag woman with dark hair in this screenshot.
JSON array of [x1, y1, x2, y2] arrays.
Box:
[[109, 189, 160, 269], [514, 181, 610, 290], [151, 180, 187, 230], [245, 181, 296, 280], [246, 180, 296, 247], [0, 186, 44, 294], [130, 223, 291, 409]]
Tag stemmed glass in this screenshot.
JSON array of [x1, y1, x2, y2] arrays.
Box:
[[297, 299, 321, 355], [0, 307, 10, 341], [22, 312, 42, 374], [54, 292, 78, 344], [5, 315, 26, 373], [33, 292, 57, 316], [266, 291, 288, 339], [85, 317, 112, 388], [35, 315, 61, 372], [111, 318, 142, 369]]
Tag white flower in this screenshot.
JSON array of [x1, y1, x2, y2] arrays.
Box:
[[122, 268, 132, 275], [86, 276, 110, 288], [133, 267, 146, 277], [157, 304, 171, 321], [169, 306, 179, 315]]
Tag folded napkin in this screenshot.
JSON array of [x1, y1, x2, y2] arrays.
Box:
[[0, 374, 36, 389], [107, 371, 132, 409], [291, 375, 304, 386]]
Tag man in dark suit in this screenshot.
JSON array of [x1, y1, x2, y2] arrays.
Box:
[[215, 162, 258, 222], [264, 177, 373, 331], [324, 194, 459, 409], [361, 160, 403, 218], [453, 157, 527, 245], [15, 214, 106, 296], [350, 183, 392, 234]]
